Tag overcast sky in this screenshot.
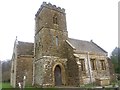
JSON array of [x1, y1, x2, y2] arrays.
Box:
[[0, 0, 118, 60]]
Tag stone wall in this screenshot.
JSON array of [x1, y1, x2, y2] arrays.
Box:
[[34, 1, 68, 61], [33, 2, 112, 87], [35, 3, 67, 33], [34, 2, 68, 87], [65, 41, 111, 85], [34, 59, 44, 86], [16, 55, 33, 87], [35, 28, 67, 58], [11, 54, 17, 87], [65, 41, 80, 86], [34, 56, 67, 87]]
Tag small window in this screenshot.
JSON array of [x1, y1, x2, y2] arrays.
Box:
[[100, 60, 106, 70], [80, 59, 85, 71], [39, 41, 41, 46], [56, 36, 59, 46], [90, 59, 96, 70], [53, 15, 58, 24], [12, 70, 14, 73], [36, 42, 37, 47]]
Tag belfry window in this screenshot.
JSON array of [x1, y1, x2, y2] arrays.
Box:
[[53, 15, 58, 24]]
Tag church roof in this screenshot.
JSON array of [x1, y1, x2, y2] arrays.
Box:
[[67, 38, 107, 55], [17, 41, 34, 56]]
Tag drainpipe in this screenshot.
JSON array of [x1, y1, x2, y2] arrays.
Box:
[[87, 52, 92, 83]]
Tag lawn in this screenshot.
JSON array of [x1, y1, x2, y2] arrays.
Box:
[[0, 82, 13, 88], [0, 82, 58, 90], [0, 81, 120, 90]]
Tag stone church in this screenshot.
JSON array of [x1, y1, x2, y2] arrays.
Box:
[[11, 2, 115, 88]]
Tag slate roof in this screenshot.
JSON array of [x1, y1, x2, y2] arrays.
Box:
[[17, 41, 34, 55], [67, 38, 107, 54]]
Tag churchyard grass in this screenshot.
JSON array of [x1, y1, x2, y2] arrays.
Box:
[[0, 82, 13, 88], [1, 81, 120, 90], [0, 83, 58, 90]]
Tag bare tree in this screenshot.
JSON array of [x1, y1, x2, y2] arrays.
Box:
[[2, 60, 11, 82]]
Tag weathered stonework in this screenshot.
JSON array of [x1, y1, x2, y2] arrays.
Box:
[[33, 2, 114, 87], [16, 56, 33, 86], [34, 56, 67, 87], [34, 2, 69, 87], [10, 40, 34, 88], [11, 2, 115, 88]]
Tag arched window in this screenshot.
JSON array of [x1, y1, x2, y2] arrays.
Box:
[[53, 15, 58, 24]]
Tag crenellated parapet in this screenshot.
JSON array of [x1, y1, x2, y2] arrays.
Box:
[[35, 2, 65, 17]]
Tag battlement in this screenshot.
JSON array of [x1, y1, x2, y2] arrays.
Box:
[[35, 2, 65, 17]]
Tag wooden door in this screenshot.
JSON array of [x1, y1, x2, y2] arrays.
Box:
[[54, 65, 62, 86]]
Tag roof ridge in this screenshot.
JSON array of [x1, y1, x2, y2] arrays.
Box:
[[18, 41, 34, 44]]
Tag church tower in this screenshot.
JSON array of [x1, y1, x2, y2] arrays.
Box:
[[34, 2, 68, 87], [34, 2, 68, 58]]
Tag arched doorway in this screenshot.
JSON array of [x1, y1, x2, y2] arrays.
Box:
[[54, 65, 62, 86]]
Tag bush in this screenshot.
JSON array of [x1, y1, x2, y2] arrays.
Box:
[[117, 74, 120, 80]]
